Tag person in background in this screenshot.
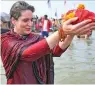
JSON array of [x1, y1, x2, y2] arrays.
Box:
[[0, 12, 10, 34], [41, 15, 52, 37], [1, 1, 95, 84], [77, 30, 92, 39], [35, 18, 42, 33]]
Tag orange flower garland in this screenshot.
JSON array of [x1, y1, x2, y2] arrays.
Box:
[[77, 4, 85, 9], [58, 27, 66, 42]]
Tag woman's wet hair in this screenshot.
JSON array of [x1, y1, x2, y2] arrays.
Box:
[[10, 1, 35, 20]]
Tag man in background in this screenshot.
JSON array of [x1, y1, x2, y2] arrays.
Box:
[[41, 15, 52, 37]]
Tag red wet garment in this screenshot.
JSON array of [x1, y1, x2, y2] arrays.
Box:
[[1, 29, 67, 84]]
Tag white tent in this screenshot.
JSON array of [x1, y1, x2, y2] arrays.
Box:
[[0, 12, 10, 22]]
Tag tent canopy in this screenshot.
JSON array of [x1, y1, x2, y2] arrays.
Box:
[[0, 12, 10, 22]]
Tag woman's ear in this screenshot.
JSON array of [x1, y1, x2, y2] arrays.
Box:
[[11, 17, 16, 26]]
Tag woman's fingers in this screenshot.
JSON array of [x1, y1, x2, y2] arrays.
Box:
[[76, 22, 95, 31], [65, 17, 78, 25], [74, 19, 92, 29], [78, 30, 91, 35], [89, 26, 95, 30], [79, 26, 95, 35], [73, 22, 95, 35]]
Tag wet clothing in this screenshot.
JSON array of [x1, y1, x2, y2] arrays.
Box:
[[1, 29, 67, 84]]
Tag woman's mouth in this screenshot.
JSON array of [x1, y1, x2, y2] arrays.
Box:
[[26, 28, 31, 31]]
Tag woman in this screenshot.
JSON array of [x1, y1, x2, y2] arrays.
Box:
[[1, 1, 95, 84]]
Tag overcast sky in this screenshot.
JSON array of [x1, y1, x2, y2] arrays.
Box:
[[1, 0, 95, 18]]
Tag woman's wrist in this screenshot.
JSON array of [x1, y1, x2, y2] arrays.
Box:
[[58, 27, 67, 42], [59, 35, 74, 50]]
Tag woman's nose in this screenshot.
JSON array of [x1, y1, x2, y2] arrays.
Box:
[[28, 21, 33, 26]]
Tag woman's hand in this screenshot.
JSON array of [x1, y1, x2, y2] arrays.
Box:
[[62, 17, 95, 35]]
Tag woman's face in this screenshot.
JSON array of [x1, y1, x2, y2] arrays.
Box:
[[13, 10, 33, 35]]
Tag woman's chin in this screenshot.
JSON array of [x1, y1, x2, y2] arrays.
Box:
[[25, 31, 31, 35]]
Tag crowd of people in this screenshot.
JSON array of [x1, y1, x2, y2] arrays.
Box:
[[1, 1, 95, 84], [30, 15, 62, 37]]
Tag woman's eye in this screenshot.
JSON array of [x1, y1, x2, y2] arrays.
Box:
[[22, 18, 33, 22], [23, 19, 28, 22]]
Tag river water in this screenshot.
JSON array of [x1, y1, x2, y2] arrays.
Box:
[[0, 31, 95, 84], [54, 31, 95, 84]]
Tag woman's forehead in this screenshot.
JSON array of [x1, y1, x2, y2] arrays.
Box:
[[21, 10, 33, 16], [20, 10, 33, 18]]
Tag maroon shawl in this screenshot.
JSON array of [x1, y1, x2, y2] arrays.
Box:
[[1, 30, 54, 84]]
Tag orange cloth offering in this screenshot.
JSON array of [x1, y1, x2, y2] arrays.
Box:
[[62, 4, 95, 24]]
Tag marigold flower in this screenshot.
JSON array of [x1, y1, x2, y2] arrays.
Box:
[[77, 4, 85, 9], [65, 12, 75, 20]]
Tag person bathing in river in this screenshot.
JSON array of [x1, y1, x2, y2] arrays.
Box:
[[1, 1, 95, 84]]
